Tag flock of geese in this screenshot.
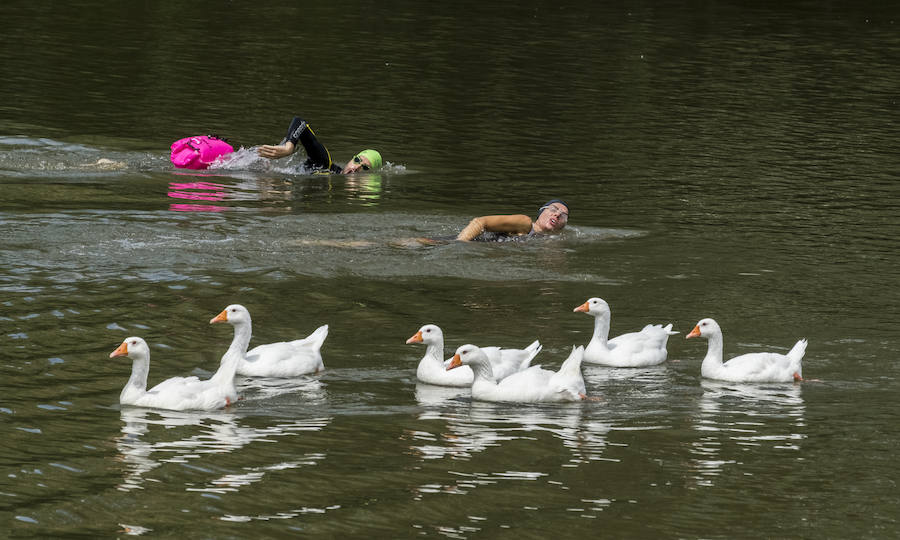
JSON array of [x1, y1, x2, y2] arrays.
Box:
[[110, 298, 809, 411]]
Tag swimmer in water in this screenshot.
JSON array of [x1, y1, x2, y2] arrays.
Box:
[[257, 116, 382, 174], [289, 200, 569, 249], [456, 199, 570, 242]]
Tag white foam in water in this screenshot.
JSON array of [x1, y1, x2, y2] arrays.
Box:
[[209, 147, 276, 172], [0, 135, 162, 174], [0, 136, 47, 146]]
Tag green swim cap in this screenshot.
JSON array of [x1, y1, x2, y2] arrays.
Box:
[[355, 149, 382, 170]]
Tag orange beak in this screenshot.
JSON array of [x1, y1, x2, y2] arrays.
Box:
[[686, 325, 701, 339], [573, 301, 589, 313], [210, 309, 228, 324], [405, 331, 423, 345], [447, 354, 462, 370], [109, 341, 128, 358]]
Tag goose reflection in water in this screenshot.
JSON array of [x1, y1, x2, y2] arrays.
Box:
[[236, 375, 327, 405], [689, 380, 805, 488], [115, 407, 331, 493], [408, 393, 610, 463], [582, 362, 671, 398], [405, 400, 611, 499], [414, 382, 469, 407]]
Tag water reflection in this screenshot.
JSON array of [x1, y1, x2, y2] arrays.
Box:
[[237, 376, 327, 405], [168, 203, 230, 212], [168, 180, 229, 212], [583, 364, 670, 392], [115, 407, 330, 492], [690, 380, 806, 488], [414, 383, 469, 407], [166, 173, 296, 212], [165, 171, 390, 212], [409, 397, 609, 464], [407, 400, 610, 500], [343, 173, 384, 205]]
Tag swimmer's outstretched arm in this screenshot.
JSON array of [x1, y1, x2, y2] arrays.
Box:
[[456, 215, 533, 241], [259, 117, 306, 159], [258, 117, 333, 170]]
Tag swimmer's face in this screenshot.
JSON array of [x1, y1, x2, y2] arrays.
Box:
[[535, 203, 569, 233], [343, 154, 372, 174]]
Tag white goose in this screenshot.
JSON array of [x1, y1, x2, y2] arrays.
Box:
[[686, 318, 807, 382], [447, 343, 587, 402], [405, 324, 541, 387], [573, 297, 677, 367], [210, 304, 327, 377], [110, 336, 239, 411]]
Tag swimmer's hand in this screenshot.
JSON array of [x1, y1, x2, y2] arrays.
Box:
[[258, 141, 295, 159]]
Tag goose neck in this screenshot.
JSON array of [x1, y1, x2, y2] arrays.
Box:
[[213, 320, 252, 383], [470, 357, 496, 383], [591, 313, 611, 346], [123, 355, 150, 399], [702, 331, 725, 368], [424, 341, 444, 366]]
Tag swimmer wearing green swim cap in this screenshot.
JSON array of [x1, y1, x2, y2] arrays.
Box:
[[344, 149, 382, 173], [258, 116, 383, 174]]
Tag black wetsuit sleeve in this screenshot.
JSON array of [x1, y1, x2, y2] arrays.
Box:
[[281, 116, 337, 171]]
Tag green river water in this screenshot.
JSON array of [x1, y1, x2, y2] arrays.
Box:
[[1, 1, 898, 537]]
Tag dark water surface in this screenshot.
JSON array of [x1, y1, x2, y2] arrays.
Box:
[[1, 1, 899, 537]]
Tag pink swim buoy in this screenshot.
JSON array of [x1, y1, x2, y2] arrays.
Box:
[[170, 135, 234, 169]]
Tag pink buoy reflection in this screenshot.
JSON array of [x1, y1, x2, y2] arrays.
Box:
[[169, 203, 229, 212], [168, 181, 231, 212]]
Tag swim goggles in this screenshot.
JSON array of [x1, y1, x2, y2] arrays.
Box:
[[352, 155, 370, 170]]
